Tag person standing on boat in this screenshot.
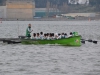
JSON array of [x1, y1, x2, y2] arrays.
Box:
[[26, 24, 33, 38]]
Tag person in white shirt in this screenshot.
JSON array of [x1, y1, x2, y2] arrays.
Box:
[[58, 33, 61, 39], [40, 32, 44, 39], [61, 33, 65, 38], [44, 33, 47, 39], [36, 33, 40, 39], [47, 33, 50, 40], [55, 33, 58, 39], [68, 32, 73, 37], [32, 33, 36, 39], [64, 33, 68, 38]]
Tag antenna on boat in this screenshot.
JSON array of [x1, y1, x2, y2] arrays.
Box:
[[17, 19, 19, 37]]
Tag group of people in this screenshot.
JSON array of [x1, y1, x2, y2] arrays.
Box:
[[32, 32, 69, 40], [26, 24, 76, 40]]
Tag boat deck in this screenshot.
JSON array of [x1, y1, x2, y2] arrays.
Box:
[[0, 38, 21, 44]]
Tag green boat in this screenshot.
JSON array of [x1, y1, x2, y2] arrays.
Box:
[[21, 36, 81, 46]]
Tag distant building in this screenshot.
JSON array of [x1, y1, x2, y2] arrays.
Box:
[[62, 13, 96, 17], [0, 6, 6, 18], [78, 0, 89, 4], [68, 0, 79, 4], [68, 0, 89, 5], [0, 0, 6, 6], [35, 8, 60, 17], [6, 0, 35, 19]]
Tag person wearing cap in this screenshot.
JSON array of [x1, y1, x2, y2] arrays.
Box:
[[26, 24, 33, 38]]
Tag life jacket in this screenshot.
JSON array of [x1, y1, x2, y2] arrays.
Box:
[[26, 27, 31, 37]]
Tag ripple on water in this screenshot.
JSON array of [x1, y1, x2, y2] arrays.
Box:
[[0, 21, 100, 75]]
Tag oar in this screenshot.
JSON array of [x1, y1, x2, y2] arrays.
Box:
[[81, 40, 85, 44], [92, 41, 98, 44], [85, 39, 93, 42], [81, 39, 98, 44]]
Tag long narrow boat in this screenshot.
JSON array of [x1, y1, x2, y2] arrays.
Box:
[[21, 36, 81, 46]]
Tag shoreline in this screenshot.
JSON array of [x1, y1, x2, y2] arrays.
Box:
[[1, 17, 100, 21]]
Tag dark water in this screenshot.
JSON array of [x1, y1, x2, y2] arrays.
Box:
[[0, 21, 100, 75]]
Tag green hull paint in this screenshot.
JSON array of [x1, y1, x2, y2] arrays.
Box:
[[21, 36, 81, 46]]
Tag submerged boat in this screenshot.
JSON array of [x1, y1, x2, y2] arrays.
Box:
[[21, 36, 81, 46]]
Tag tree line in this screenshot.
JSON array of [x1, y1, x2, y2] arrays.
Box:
[[34, 0, 100, 8], [0, 0, 100, 11], [89, 0, 100, 11], [0, 0, 100, 7], [34, 0, 68, 8]]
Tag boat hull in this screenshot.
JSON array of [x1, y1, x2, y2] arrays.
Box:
[[21, 36, 81, 46]]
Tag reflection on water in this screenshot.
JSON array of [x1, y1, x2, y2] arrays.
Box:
[[0, 21, 100, 75]]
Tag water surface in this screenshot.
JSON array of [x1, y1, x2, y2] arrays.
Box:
[[0, 21, 100, 75]]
